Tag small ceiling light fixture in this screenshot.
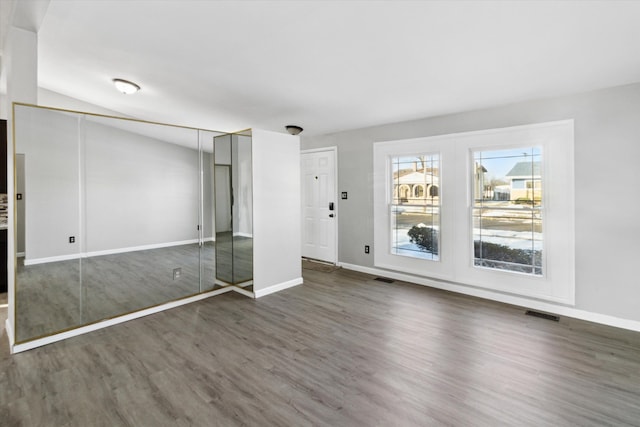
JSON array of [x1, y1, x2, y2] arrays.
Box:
[[285, 125, 303, 135], [112, 78, 141, 94]]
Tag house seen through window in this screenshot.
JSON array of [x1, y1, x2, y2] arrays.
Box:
[[391, 154, 440, 260], [472, 147, 543, 275]]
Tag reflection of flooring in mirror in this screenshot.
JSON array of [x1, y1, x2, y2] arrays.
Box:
[[15, 240, 249, 343], [214, 233, 253, 286]]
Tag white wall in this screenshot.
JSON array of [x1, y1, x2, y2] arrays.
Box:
[[15, 154, 25, 254], [202, 151, 214, 240], [38, 88, 129, 118], [84, 119, 200, 252], [301, 82, 640, 325], [235, 135, 253, 237], [252, 129, 302, 295], [15, 105, 204, 262], [15, 105, 80, 262]]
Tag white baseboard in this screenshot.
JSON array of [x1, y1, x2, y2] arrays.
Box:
[[233, 232, 253, 239], [232, 286, 255, 298], [24, 239, 201, 266], [236, 280, 254, 288], [5, 318, 14, 347], [24, 253, 79, 265], [339, 262, 640, 333], [10, 287, 233, 354], [85, 239, 200, 258], [254, 277, 303, 298]]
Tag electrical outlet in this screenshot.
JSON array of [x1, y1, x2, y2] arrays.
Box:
[[364, 245, 370, 254], [173, 268, 182, 280], [69, 236, 75, 243]]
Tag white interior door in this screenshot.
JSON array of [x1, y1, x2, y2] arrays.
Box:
[[301, 148, 337, 263]]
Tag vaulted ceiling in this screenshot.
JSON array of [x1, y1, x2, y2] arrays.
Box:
[[4, 1, 640, 135]]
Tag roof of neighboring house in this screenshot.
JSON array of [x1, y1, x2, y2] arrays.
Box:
[[506, 161, 541, 178], [394, 169, 415, 179], [397, 171, 439, 185]]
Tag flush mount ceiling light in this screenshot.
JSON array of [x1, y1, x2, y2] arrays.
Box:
[[285, 125, 303, 135], [112, 78, 141, 94]]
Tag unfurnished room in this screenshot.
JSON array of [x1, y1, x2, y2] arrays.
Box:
[[1, 1, 639, 426]]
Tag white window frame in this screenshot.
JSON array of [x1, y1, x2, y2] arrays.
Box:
[[389, 152, 441, 261], [373, 120, 574, 305], [470, 145, 544, 277], [374, 140, 454, 281]]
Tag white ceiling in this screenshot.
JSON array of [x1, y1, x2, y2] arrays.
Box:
[[18, 1, 640, 135]]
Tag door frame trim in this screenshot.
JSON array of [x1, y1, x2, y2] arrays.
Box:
[[301, 146, 338, 265]]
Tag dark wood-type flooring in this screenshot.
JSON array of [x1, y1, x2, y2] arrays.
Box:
[[1, 267, 640, 426]]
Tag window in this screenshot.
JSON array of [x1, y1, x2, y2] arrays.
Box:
[[512, 179, 525, 189], [374, 120, 574, 304], [391, 154, 440, 260], [472, 147, 543, 275]]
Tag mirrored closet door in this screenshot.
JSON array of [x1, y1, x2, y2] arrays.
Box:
[[213, 132, 253, 291], [13, 104, 253, 344]]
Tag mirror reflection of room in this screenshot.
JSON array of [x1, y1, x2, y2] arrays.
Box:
[[13, 104, 253, 343], [214, 133, 253, 291]]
